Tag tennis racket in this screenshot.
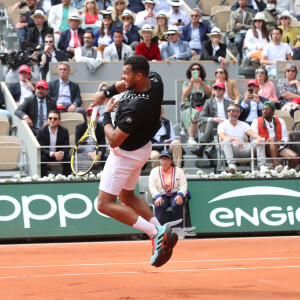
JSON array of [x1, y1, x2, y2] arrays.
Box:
[[71, 107, 99, 176]]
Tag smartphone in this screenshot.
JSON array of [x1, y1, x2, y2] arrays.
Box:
[[178, 19, 182, 23], [193, 70, 198, 78], [248, 87, 253, 94]]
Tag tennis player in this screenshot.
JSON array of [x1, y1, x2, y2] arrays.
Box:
[[92, 55, 178, 267]]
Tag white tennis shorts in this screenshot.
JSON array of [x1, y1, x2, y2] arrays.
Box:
[[99, 141, 152, 195]]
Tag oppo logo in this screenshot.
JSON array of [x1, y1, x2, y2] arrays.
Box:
[[209, 187, 300, 228], [0, 194, 109, 228]]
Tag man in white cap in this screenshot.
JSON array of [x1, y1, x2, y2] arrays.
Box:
[[26, 10, 54, 49], [48, 0, 79, 46], [160, 25, 191, 61], [58, 13, 85, 58], [181, 8, 211, 57], [167, 0, 189, 31], [135, 0, 156, 28]]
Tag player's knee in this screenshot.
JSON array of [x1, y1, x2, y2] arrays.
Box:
[[97, 196, 107, 214]]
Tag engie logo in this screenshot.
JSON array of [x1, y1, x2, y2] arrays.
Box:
[[0, 193, 108, 228], [209, 187, 300, 228]]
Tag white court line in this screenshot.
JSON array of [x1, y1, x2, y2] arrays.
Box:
[[0, 265, 300, 279], [1, 256, 300, 269]]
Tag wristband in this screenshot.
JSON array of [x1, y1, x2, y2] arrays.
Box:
[[177, 192, 184, 198], [103, 84, 118, 98], [155, 194, 161, 199], [103, 112, 112, 127]]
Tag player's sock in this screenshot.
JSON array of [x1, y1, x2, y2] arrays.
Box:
[[149, 217, 161, 226], [133, 216, 158, 237]]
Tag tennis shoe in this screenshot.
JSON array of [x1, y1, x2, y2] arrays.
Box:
[[150, 225, 178, 268]]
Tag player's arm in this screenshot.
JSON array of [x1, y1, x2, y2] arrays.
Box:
[[92, 80, 126, 107]]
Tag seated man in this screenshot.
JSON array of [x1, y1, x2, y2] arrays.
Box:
[[160, 25, 191, 61], [218, 103, 266, 173], [135, 0, 156, 28], [167, 0, 190, 31], [74, 30, 103, 72], [75, 106, 107, 168], [103, 29, 133, 62], [8, 65, 35, 106], [150, 107, 182, 168], [15, 80, 57, 135], [48, 62, 85, 119], [37, 109, 72, 177], [192, 81, 234, 157], [239, 79, 267, 124], [251, 101, 299, 171]]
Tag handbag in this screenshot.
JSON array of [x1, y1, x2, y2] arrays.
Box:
[[190, 92, 208, 109]]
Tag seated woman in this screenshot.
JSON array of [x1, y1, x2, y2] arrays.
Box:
[[149, 150, 187, 228], [111, 0, 129, 28], [152, 11, 169, 47], [279, 10, 300, 47], [212, 66, 240, 103], [277, 63, 300, 115], [136, 24, 162, 61], [244, 12, 270, 62], [255, 66, 278, 104], [182, 63, 212, 145], [81, 0, 102, 30]]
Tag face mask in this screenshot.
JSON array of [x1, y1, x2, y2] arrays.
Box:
[[267, 4, 275, 10]]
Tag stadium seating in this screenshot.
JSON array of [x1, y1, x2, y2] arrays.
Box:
[[0, 114, 10, 135]]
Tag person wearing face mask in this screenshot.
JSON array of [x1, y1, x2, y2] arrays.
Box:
[[262, 0, 279, 32]]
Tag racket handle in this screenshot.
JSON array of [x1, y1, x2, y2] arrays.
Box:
[[91, 106, 98, 121]]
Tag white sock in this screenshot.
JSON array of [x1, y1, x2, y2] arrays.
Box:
[[133, 216, 158, 237], [149, 217, 161, 226]]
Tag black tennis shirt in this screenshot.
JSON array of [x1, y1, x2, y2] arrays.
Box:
[[115, 72, 164, 151]]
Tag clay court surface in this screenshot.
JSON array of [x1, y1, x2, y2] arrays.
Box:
[[0, 236, 300, 299]]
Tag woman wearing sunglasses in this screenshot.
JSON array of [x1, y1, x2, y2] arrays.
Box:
[[81, 0, 102, 30], [212, 66, 240, 104], [255, 66, 278, 104], [278, 11, 300, 47], [111, 0, 129, 28]]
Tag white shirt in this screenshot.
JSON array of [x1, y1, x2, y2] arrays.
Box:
[[68, 29, 82, 49], [167, 9, 189, 31], [49, 126, 58, 157], [134, 10, 156, 28], [74, 47, 102, 62], [154, 0, 171, 13], [189, 25, 201, 50], [19, 81, 34, 104], [97, 28, 112, 46], [42, 0, 52, 13], [244, 28, 271, 57], [262, 42, 292, 62], [218, 120, 250, 145], [216, 98, 226, 119], [153, 120, 175, 142], [50, 50, 58, 62]]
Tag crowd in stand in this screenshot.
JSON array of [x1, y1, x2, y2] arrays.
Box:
[[1, 0, 300, 178]]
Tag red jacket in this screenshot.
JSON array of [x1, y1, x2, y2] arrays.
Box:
[[135, 42, 162, 61], [257, 116, 282, 141]]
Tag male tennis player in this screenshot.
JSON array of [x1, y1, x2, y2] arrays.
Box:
[[92, 55, 178, 267]]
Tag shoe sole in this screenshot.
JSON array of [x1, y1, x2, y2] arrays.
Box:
[[154, 232, 178, 268]]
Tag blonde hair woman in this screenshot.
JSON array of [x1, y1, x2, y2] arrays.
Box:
[[81, 0, 102, 30], [153, 11, 169, 46], [111, 0, 129, 28]]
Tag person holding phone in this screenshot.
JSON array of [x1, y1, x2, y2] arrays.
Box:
[[238, 79, 267, 124], [167, 0, 189, 31]]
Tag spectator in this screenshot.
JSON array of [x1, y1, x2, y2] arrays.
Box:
[[191, 81, 234, 158], [135, 0, 156, 28], [256, 66, 278, 104], [154, 0, 170, 14], [15, 0, 39, 49], [15, 80, 57, 135], [75, 106, 107, 167], [218, 103, 266, 174], [181, 63, 212, 145], [103, 28, 133, 61], [40, 34, 68, 80], [136, 24, 162, 61], [160, 25, 191, 61], [48, 0, 79, 46], [93, 10, 115, 55], [97, 0, 112, 12], [153, 11, 169, 46], [167, 0, 189, 31], [228, 0, 254, 62], [111, 0, 129, 28], [37, 109, 72, 177], [244, 12, 270, 63], [276, 63, 300, 112], [260, 27, 293, 78], [117, 9, 140, 49], [58, 14, 85, 59], [13, 0, 62, 16], [201, 27, 228, 64], [80, 0, 102, 30], [8, 65, 35, 106], [71, 0, 85, 14], [262, 0, 280, 32], [149, 149, 187, 228], [276, 0, 294, 15], [48, 62, 85, 118], [97, 82, 116, 123], [212, 67, 240, 104], [239, 79, 267, 124], [181, 8, 211, 57], [127, 0, 144, 14], [26, 9, 54, 49], [4, 63, 40, 83], [251, 101, 298, 170], [278, 11, 300, 47], [74, 31, 103, 71], [150, 107, 182, 168], [231, 0, 266, 14]]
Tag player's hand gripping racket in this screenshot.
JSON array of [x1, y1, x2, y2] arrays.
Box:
[[71, 107, 99, 176]]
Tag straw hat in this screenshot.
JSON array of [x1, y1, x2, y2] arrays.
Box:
[[167, 0, 184, 7], [142, 0, 156, 5], [252, 12, 265, 21], [118, 9, 135, 22], [279, 10, 295, 21], [164, 25, 181, 35], [67, 14, 83, 24], [112, 0, 129, 8], [154, 11, 170, 21], [138, 24, 154, 36], [207, 27, 224, 37], [30, 9, 47, 21]]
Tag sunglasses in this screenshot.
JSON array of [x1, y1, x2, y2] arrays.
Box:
[[167, 33, 175, 36], [116, 2, 124, 4], [86, 113, 92, 116], [191, 68, 200, 71], [191, 15, 200, 17], [48, 117, 58, 121], [103, 16, 111, 19], [227, 109, 238, 113], [215, 71, 224, 75], [256, 70, 265, 74], [86, 1, 95, 3], [45, 40, 53, 43], [254, 19, 263, 22], [59, 68, 68, 71], [122, 16, 131, 20], [213, 86, 224, 91], [281, 16, 290, 20], [286, 69, 296, 72]]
